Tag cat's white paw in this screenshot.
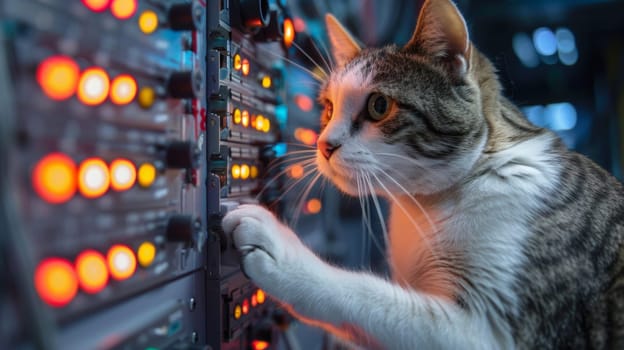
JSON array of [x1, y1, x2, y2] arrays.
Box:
[[221, 204, 322, 303]]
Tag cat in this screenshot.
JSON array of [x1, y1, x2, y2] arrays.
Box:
[[222, 0, 624, 348]]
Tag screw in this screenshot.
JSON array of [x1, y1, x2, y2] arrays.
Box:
[[191, 331, 199, 344], [189, 297, 196, 311]]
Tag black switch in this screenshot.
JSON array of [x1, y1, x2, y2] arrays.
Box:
[[166, 215, 201, 243], [167, 0, 203, 31], [167, 71, 201, 99], [165, 141, 198, 169]]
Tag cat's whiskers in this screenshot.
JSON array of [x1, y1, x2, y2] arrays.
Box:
[[258, 47, 327, 82], [255, 160, 317, 200], [289, 171, 324, 228], [263, 152, 316, 173], [291, 40, 332, 78], [356, 173, 375, 267]]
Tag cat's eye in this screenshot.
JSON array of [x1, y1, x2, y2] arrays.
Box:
[[367, 93, 392, 121]]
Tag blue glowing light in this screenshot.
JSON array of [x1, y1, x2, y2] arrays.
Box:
[[512, 33, 539, 68], [545, 102, 577, 131], [533, 27, 557, 56]]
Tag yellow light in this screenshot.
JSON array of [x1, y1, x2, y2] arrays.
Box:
[[75, 250, 108, 294], [138, 10, 158, 34], [77, 67, 110, 106], [110, 158, 136, 191], [283, 18, 295, 48], [107, 244, 136, 281], [289, 164, 304, 179], [262, 118, 271, 133], [233, 54, 242, 71], [34, 258, 78, 307], [241, 110, 250, 127], [241, 59, 250, 76], [137, 163, 157, 188], [110, 74, 137, 105], [250, 165, 258, 179], [261, 75, 272, 89], [137, 241, 156, 267], [240, 164, 250, 180], [233, 108, 242, 124], [36, 56, 80, 101], [306, 198, 322, 214], [255, 115, 264, 131], [110, 0, 137, 20], [256, 289, 266, 304], [78, 158, 110, 198], [234, 304, 242, 320], [32, 153, 77, 204], [231, 164, 241, 179], [137, 86, 156, 109]]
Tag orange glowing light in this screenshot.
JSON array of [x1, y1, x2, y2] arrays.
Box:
[[262, 118, 271, 133], [137, 86, 156, 109], [256, 289, 266, 304], [81, 0, 111, 12], [137, 241, 156, 267], [110, 158, 136, 191], [75, 250, 108, 294], [78, 158, 110, 198], [294, 94, 314, 112], [293, 17, 306, 32], [34, 258, 78, 307], [107, 244, 136, 281], [289, 164, 304, 179], [241, 110, 250, 127], [233, 54, 242, 71], [294, 128, 318, 146], [231, 164, 241, 179], [242, 299, 250, 315], [252, 340, 270, 350], [251, 294, 258, 307], [283, 18, 295, 48], [138, 10, 158, 34], [306, 198, 322, 214], [240, 164, 250, 180], [241, 59, 250, 76], [234, 304, 242, 320], [110, 0, 137, 20], [77, 67, 110, 106], [250, 165, 258, 179], [32, 153, 77, 204], [255, 115, 265, 131], [36, 56, 80, 101], [110, 74, 137, 105], [233, 108, 242, 124]]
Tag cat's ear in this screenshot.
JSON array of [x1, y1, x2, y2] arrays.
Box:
[[405, 0, 470, 75], [325, 14, 361, 68]]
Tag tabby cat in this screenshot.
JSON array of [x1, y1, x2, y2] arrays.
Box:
[[222, 0, 624, 348]]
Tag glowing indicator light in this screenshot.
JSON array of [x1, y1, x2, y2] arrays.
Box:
[[241, 59, 250, 76], [251, 294, 258, 307], [111, 0, 137, 20], [137, 241, 156, 267], [110, 158, 136, 191], [34, 258, 78, 307], [81, 0, 111, 12], [231, 164, 241, 179], [233, 108, 242, 124], [234, 304, 242, 320], [283, 18, 295, 48], [233, 54, 242, 71], [289, 164, 304, 179], [306, 198, 322, 214], [75, 250, 108, 294], [255, 115, 265, 131], [241, 110, 250, 127], [78, 158, 110, 198], [242, 299, 250, 315], [261, 75, 272, 89], [252, 340, 270, 350], [77, 67, 110, 106], [256, 289, 266, 304], [294, 128, 318, 146], [250, 166, 258, 179], [240, 164, 250, 180], [36, 56, 80, 101], [138, 10, 159, 34], [294, 94, 314, 112], [262, 118, 271, 133], [107, 244, 136, 281], [137, 163, 157, 188], [32, 153, 77, 204], [138, 86, 156, 109], [110, 74, 137, 105], [293, 17, 306, 32]]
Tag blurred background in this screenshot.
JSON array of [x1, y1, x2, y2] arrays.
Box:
[[275, 0, 624, 346]]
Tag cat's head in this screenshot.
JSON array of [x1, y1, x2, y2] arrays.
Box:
[[316, 0, 488, 197]]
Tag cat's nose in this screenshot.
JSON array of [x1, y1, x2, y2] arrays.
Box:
[[318, 139, 341, 160]]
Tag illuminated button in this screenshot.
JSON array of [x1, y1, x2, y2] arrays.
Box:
[[250, 166, 258, 179], [294, 94, 313, 112], [306, 198, 322, 214], [233, 54, 242, 71], [231, 164, 241, 179], [251, 340, 270, 350], [34, 258, 78, 307], [241, 59, 250, 76], [81, 0, 111, 12], [261, 75, 271, 89], [110, 0, 137, 20], [110, 74, 137, 105], [137, 241, 156, 267], [110, 158, 136, 191], [32, 153, 77, 204], [138, 10, 159, 34], [255, 115, 265, 131], [241, 110, 250, 127], [240, 164, 250, 180], [75, 250, 108, 294], [262, 118, 271, 133], [251, 294, 258, 307], [107, 244, 136, 280], [242, 299, 250, 315], [283, 18, 295, 48], [137, 163, 157, 188], [78, 158, 110, 198], [233, 108, 242, 124], [233, 304, 242, 320], [77, 67, 110, 106], [137, 86, 156, 109], [289, 164, 304, 179], [36, 56, 80, 101], [294, 127, 317, 146], [256, 289, 265, 304]]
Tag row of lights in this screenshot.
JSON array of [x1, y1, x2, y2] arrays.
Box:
[[513, 27, 578, 68], [32, 152, 157, 204], [231, 164, 259, 180], [35, 241, 157, 307], [232, 109, 272, 133], [232, 289, 266, 320], [232, 54, 275, 90], [37, 56, 138, 106], [82, 0, 138, 20]]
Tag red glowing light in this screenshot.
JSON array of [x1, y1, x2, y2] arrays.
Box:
[[294, 94, 314, 112], [36, 56, 80, 101], [252, 340, 270, 350], [242, 299, 250, 315], [32, 153, 77, 204], [34, 258, 78, 307], [293, 17, 306, 33], [251, 294, 258, 307], [81, 0, 111, 12]]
